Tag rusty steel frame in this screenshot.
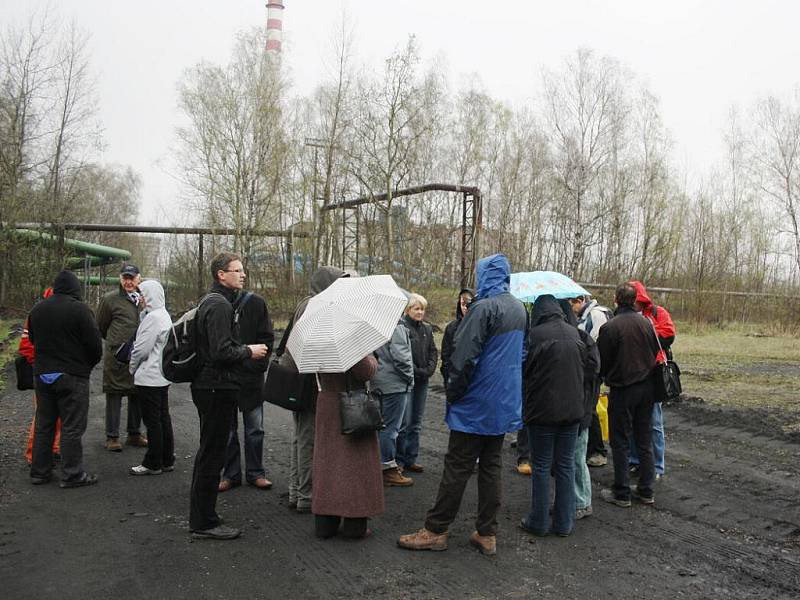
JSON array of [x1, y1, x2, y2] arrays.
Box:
[[322, 183, 482, 288]]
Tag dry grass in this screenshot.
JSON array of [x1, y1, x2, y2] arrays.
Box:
[[674, 321, 800, 410], [0, 319, 22, 392]]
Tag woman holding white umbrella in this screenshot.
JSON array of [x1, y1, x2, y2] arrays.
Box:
[[287, 273, 409, 539]]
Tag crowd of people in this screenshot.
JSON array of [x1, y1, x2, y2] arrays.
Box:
[[20, 251, 675, 551]]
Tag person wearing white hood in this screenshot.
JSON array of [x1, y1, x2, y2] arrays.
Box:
[[128, 280, 175, 475]]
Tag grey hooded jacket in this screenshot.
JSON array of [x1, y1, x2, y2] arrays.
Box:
[[370, 319, 414, 395], [129, 280, 173, 387]]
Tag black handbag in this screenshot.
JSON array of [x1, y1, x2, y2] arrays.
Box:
[[15, 355, 34, 391], [263, 359, 316, 411], [651, 327, 682, 402], [339, 378, 384, 436], [262, 310, 316, 411], [654, 360, 682, 402]]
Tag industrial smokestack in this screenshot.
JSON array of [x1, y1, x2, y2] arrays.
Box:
[[265, 1, 284, 55]]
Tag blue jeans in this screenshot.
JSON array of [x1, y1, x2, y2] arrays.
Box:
[[397, 381, 428, 467], [574, 428, 591, 510], [523, 423, 578, 536], [222, 404, 265, 483], [629, 401, 665, 475], [379, 392, 408, 469]]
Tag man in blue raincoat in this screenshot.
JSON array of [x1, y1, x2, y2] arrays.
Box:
[[398, 254, 527, 556]]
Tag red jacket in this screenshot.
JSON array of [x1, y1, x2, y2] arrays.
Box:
[[17, 288, 54, 364], [629, 280, 675, 362]]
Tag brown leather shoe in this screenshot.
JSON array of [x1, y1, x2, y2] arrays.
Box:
[[397, 527, 448, 551], [218, 479, 241, 493], [126, 434, 148, 448], [469, 531, 497, 555], [250, 477, 273, 490], [383, 467, 413, 487], [405, 463, 424, 473], [105, 437, 122, 452]]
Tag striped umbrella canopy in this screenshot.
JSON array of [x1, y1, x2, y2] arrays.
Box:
[[286, 274, 409, 373], [510, 271, 590, 304]]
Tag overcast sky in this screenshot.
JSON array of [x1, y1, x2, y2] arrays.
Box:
[[3, 0, 799, 225]]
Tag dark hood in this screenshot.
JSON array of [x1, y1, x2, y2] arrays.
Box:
[[475, 254, 510, 300], [311, 266, 347, 294], [455, 287, 475, 320], [558, 299, 579, 328], [629, 280, 653, 310], [52, 270, 82, 300], [531, 294, 565, 327]]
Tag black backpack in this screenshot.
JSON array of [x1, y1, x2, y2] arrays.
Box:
[[162, 292, 253, 383]]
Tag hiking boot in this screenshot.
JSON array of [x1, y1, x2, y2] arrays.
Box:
[[405, 463, 424, 473], [383, 467, 413, 487], [586, 453, 607, 467], [632, 488, 655, 505], [397, 528, 448, 551], [600, 488, 631, 508], [576, 505, 593, 520], [469, 531, 497, 555], [60, 473, 98, 489], [516, 461, 532, 476], [105, 437, 122, 452], [126, 434, 148, 448]]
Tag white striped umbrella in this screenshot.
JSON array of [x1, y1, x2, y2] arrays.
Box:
[[286, 274, 409, 373]]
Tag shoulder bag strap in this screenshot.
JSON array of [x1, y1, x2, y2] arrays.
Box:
[[275, 311, 296, 357]]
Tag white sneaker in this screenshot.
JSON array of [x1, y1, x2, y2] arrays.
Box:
[[586, 454, 607, 467], [130, 465, 162, 476]]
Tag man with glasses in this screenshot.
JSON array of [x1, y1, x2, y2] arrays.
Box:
[[188, 253, 269, 540]]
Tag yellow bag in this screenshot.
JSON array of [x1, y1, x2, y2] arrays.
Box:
[[596, 393, 609, 441]]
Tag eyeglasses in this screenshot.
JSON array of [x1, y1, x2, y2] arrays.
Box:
[[223, 269, 245, 274]]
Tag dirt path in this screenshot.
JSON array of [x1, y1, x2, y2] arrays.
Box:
[[1, 371, 799, 599]]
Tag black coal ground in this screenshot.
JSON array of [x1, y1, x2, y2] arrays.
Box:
[[1, 369, 799, 599]]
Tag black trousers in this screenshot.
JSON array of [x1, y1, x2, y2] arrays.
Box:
[[137, 385, 174, 471], [516, 427, 530, 464], [189, 387, 238, 531], [425, 430, 504, 537], [31, 374, 90, 483], [608, 379, 656, 499], [587, 412, 607, 457]]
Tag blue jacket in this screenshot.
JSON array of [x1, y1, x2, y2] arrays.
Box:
[[445, 254, 528, 435]]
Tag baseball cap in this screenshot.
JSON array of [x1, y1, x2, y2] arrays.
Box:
[[120, 264, 140, 277]]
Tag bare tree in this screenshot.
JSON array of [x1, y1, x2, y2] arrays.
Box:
[[349, 36, 443, 274], [752, 92, 800, 277], [176, 28, 286, 262], [541, 49, 629, 278]]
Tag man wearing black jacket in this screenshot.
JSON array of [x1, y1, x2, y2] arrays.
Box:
[[520, 295, 587, 537], [597, 283, 660, 508], [28, 270, 103, 488], [189, 253, 269, 540], [219, 291, 275, 492]]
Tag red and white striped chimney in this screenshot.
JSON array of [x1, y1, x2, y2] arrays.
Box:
[[265, 1, 284, 55]]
